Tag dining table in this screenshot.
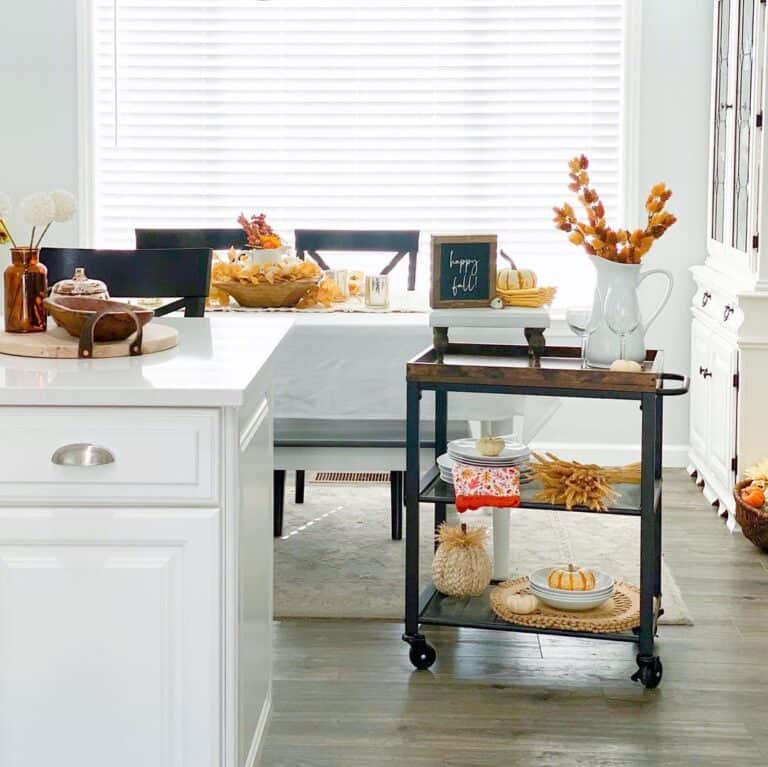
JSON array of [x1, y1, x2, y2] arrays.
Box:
[[213, 304, 560, 578]]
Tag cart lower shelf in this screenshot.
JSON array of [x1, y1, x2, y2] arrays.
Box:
[[405, 584, 664, 688], [418, 584, 645, 643]]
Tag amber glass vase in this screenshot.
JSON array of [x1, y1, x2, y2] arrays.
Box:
[[4, 247, 48, 333]]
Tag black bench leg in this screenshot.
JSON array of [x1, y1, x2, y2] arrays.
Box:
[[390, 470, 403, 541], [295, 470, 305, 504], [274, 470, 286, 537]]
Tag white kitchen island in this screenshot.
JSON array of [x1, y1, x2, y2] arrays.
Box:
[[0, 316, 292, 767]]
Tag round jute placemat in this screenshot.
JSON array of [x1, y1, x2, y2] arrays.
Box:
[[490, 577, 640, 633]]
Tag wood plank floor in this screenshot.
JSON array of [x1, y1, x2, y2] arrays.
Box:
[[262, 471, 768, 766]]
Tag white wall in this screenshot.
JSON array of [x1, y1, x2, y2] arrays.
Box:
[[531, 0, 713, 465], [0, 0, 80, 249], [1, 0, 712, 465]]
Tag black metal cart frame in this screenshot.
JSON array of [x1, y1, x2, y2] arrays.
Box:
[[402, 343, 688, 688]]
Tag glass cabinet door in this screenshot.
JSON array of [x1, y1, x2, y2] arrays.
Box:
[[732, 0, 756, 253], [709, 0, 763, 264], [710, 0, 738, 242], [711, 0, 731, 244]]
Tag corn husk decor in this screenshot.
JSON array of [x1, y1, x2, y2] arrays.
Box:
[[745, 457, 768, 484], [432, 523, 492, 598], [531, 452, 641, 512]]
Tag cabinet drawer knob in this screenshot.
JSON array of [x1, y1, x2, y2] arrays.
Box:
[[723, 304, 734, 321], [51, 443, 115, 467], [699, 366, 712, 379], [701, 291, 712, 307]]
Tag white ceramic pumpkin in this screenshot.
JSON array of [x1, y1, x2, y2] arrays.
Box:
[[476, 436, 504, 457], [504, 593, 539, 614]]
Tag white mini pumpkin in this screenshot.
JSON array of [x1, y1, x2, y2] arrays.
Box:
[[476, 436, 504, 457], [504, 593, 539, 614]]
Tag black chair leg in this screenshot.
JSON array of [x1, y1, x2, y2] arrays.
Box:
[[390, 470, 403, 541], [295, 470, 305, 504], [274, 470, 286, 537]]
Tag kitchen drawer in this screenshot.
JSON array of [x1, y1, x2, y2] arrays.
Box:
[[0, 408, 219, 505], [693, 284, 741, 329]]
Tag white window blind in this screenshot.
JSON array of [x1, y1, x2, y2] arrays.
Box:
[[90, 0, 626, 303]]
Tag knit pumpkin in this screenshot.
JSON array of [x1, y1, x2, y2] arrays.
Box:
[[496, 268, 537, 291], [432, 523, 492, 598], [547, 563, 596, 591]]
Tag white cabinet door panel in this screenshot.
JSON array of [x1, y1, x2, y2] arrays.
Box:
[[0, 507, 220, 767], [707, 333, 739, 487], [237, 398, 273, 766], [689, 319, 711, 460]]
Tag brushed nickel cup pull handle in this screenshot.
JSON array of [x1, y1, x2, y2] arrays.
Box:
[[51, 443, 115, 467]]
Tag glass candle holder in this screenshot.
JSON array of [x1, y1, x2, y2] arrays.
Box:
[[365, 274, 390, 308], [325, 269, 349, 299]]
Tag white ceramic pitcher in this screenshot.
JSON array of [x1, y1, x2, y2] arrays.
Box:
[[585, 255, 673, 368]]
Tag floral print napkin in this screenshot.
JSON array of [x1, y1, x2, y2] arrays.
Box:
[[452, 463, 521, 512]]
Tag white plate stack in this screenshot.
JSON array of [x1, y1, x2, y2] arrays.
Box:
[[529, 567, 615, 611], [438, 436, 531, 485]]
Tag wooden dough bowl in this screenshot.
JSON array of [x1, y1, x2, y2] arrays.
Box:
[[213, 279, 319, 308], [44, 297, 154, 342]]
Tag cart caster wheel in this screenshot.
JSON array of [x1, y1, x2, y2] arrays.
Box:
[[631, 655, 662, 688], [409, 642, 436, 670]]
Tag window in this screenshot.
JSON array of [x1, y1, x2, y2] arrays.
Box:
[[86, 0, 628, 304]]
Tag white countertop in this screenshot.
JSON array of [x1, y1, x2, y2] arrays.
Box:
[[0, 316, 293, 408]]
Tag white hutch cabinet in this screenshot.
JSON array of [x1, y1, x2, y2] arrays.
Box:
[[689, 0, 768, 528]]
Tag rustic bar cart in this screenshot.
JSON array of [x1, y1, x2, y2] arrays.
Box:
[[403, 342, 688, 688]]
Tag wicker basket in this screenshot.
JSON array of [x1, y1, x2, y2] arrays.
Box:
[[733, 479, 768, 550], [213, 279, 319, 308]]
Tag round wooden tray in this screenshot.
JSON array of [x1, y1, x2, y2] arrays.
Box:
[[490, 576, 640, 633], [0, 323, 178, 359]]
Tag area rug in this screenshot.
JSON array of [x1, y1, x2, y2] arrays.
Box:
[[274, 481, 693, 625]]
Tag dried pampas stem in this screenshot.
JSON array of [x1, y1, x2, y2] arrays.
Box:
[[530, 452, 640, 512]]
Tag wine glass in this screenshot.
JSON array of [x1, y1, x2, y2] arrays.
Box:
[[565, 306, 596, 368], [603, 283, 640, 362]]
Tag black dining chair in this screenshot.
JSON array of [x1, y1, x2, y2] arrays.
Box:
[[294, 229, 420, 291], [135, 228, 248, 252], [41, 247, 212, 317], [133, 228, 318, 532]]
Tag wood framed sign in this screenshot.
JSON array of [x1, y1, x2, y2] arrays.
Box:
[[430, 235, 497, 308]]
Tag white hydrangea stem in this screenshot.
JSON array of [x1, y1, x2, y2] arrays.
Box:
[[29, 226, 35, 250], [34, 222, 52, 249]]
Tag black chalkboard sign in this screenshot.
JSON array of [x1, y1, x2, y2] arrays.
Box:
[[430, 235, 497, 308]]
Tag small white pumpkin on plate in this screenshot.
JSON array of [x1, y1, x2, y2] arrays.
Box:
[[476, 436, 505, 456]]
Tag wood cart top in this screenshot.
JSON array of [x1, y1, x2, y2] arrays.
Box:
[[406, 343, 666, 395]]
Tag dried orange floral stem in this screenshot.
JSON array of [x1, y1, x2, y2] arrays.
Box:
[[553, 155, 676, 264]]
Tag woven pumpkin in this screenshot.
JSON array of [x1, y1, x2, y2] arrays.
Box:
[[496, 268, 537, 291], [547, 563, 596, 591], [432, 523, 492, 598]]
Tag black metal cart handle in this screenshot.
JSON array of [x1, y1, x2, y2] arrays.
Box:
[[656, 372, 689, 397]]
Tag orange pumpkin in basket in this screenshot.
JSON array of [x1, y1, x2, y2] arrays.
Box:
[[741, 486, 766, 509], [547, 563, 596, 591]]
